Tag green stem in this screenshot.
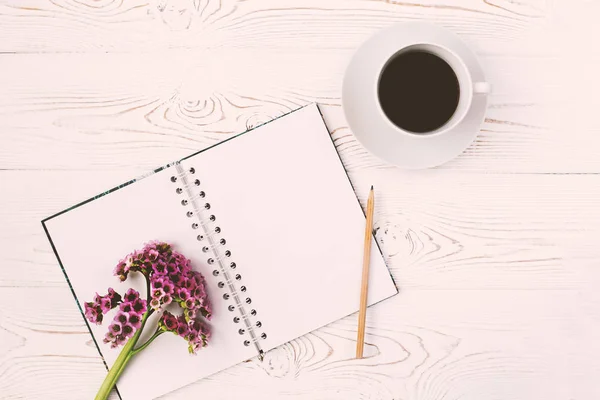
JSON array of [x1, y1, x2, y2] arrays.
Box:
[[132, 329, 164, 356], [94, 310, 151, 400], [95, 275, 154, 400]]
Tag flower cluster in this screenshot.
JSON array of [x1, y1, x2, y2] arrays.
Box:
[[84, 288, 121, 325], [159, 311, 211, 354], [117, 241, 212, 318], [104, 289, 147, 348], [84, 241, 211, 353]]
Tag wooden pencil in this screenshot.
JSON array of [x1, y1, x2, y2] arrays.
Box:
[[356, 185, 374, 359]]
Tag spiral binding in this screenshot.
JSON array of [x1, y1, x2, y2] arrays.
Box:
[[172, 163, 266, 361]]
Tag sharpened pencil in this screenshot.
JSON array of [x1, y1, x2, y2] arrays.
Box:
[[356, 185, 374, 359]]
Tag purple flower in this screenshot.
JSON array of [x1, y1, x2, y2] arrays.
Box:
[[184, 307, 196, 320], [163, 281, 174, 295], [176, 321, 189, 337], [192, 287, 204, 301], [150, 298, 160, 310], [178, 288, 190, 301], [185, 298, 195, 309], [114, 260, 129, 281], [152, 288, 165, 301], [121, 324, 134, 338], [99, 297, 112, 314], [131, 298, 147, 314], [166, 263, 177, 275], [185, 319, 210, 354], [128, 313, 142, 329], [169, 273, 181, 285], [153, 261, 167, 275], [148, 249, 159, 261], [104, 328, 127, 348], [109, 322, 122, 335], [115, 311, 129, 325], [84, 302, 103, 325], [159, 311, 178, 332], [107, 288, 122, 307], [189, 320, 201, 334], [151, 278, 164, 290], [83, 288, 124, 325], [192, 273, 204, 286], [124, 288, 139, 303], [89, 241, 212, 352]]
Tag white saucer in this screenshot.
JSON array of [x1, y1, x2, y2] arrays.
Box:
[[342, 22, 488, 169]]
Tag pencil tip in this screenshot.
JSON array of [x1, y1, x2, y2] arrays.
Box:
[[370, 185, 374, 190]]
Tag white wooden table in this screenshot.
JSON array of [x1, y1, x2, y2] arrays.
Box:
[[1, 0, 599, 399]]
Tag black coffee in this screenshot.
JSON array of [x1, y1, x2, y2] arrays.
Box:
[[378, 50, 460, 133]]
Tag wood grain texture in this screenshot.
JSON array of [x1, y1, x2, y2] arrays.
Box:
[[1, 0, 600, 399]]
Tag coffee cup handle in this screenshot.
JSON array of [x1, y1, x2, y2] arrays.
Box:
[[474, 82, 491, 94]]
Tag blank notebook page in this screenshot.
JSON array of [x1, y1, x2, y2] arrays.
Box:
[[179, 104, 398, 352], [43, 104, 397, 400]]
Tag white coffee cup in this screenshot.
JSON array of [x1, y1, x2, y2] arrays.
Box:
[[377, 43, 491, 137], [343, 22, 491, 169]]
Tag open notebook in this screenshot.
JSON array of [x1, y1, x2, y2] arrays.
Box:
[[42, 104, 398, 399]]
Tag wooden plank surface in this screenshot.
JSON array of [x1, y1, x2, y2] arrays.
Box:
[[1, 0, 599, 399]]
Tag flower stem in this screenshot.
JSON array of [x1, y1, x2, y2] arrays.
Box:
[[132, 329, 164, 356], [94, 310, 154, 400]]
